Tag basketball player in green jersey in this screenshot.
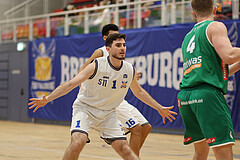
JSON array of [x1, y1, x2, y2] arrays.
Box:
[[178, 0, 240, 159]]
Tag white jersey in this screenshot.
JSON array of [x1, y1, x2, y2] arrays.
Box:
[[77, 56, 134, 110], [99, 46, 109, 58], [96, 46, 149, 127]]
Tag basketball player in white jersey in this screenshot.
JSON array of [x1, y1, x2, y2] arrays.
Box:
[[79, 24, 152, 157], [29, 33, 177, 160]]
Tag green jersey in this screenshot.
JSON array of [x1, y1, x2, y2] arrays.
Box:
[[180, 20, 229, 94]]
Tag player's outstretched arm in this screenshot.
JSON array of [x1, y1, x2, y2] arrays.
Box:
[[79, 49, 102, 73], [130, 68, 177, 124], [208, 22, 240, 64], [77, 49, 102, 88], [29, 62, 95, 113], [229, 62, 240, 76]]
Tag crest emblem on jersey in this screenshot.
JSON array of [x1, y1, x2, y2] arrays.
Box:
[[121, 81, 128, 88], [123, 74, 128, 78]]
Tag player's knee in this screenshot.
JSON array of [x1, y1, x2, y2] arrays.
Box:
[[129, 124, 142, 136], [143, 123, 152, 133], [194, 145, 209, 159], [71, 132, 88, 149], [212, 144, 233, 160], [121, 143, 133, 155], [73, 138, 85, 145], [112, 140, 132, 155]]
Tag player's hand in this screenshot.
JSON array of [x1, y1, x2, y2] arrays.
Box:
[[28, 96, 48, 113], [157, 106, 177, 124], [136, 72, 142, 80]]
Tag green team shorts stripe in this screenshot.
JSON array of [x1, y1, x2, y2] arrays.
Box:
[[177, 84, 235, 147]]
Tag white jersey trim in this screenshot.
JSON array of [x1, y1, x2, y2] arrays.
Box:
[[89, 60, 98, 79], [210, 142, 235, 148], [205, 21, 214, 47], [99, 46, 109, 57]]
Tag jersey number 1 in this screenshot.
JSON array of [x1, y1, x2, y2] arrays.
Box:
[[75, 120, 81, 128], [112, 80, 117, 89]]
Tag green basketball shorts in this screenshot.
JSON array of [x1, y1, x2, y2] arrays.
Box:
[[177, 84, 235, 148]]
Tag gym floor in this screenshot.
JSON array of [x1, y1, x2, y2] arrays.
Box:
[[0, 121, 239, 160]]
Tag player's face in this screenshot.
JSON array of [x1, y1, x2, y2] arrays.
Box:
[[109, 38, 126, 60]]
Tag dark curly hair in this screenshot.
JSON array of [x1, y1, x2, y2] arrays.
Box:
[[105, 33, 126, 47], [102, 24, 119, 37]]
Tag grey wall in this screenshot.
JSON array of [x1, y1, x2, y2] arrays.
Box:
[[0, 42, 30, 122], [0, 45, 8, 120]]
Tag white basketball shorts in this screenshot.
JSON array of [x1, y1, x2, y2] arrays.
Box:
[[116, 100, 149, 129], [71, 98, 126, 140]]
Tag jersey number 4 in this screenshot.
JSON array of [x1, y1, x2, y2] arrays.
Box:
[[187, 35, 195, 54]]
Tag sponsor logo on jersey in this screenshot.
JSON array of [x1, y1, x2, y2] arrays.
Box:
[[121, 81, 128, 88], [180, 99, 203, 105], [206, 137, 216, 144], [193, 23, 205, 32], [178, 99, 181, 108], [184, 137, 192, 143], [183, 56, 202, 75], [221, 61, 228, 80], [123, 74, 128, 78], [103, 76, 109, 79]]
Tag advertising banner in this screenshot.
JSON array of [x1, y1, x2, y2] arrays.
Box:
[[29, 20, 240, 131]]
